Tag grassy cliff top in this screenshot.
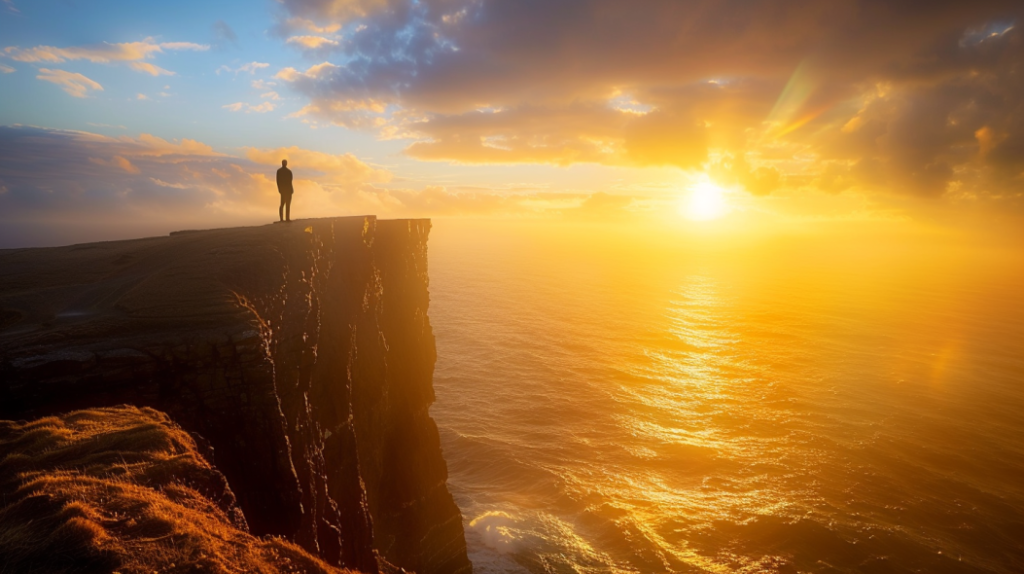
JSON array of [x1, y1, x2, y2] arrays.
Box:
[[0, 405, 355, 574]]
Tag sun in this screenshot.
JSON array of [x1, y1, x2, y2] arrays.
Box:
[[681, 180, 729, 221]]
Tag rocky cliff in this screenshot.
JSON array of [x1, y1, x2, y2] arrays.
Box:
[[0, 217, 471, 574]]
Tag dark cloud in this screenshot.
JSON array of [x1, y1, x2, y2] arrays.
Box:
[[212, 20, 239, 49], [0, 126, 390, 241], [0, 126, 628, 247], [273, 0, 1024, 199]]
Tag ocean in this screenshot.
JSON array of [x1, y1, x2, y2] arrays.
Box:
[[426, 219, 1024, 574]]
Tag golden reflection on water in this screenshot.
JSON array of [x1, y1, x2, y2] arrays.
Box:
[[429, 219, 1024, 574]]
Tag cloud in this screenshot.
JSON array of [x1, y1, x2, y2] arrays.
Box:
[[129, 62, 174, 76], [5, 39, 207, 63], [0, 124, 639, 247], [276, 0, 399, 24], [0, 63, 13, 73], [279, 17, 343, 34], [275, 61, 339, 82], [136, 93, 148, 100], [212, 20, 239, 49], [127, 133, 222, 157], [0, 125, 403, 242], [36, 68, 103, 98], [240, 62, 270, 73], [390, 104, 708, 169], [245, 145, 391, 186], [4, 38, 207, 75], [287, 36, 340, 50], [89, 155, 141, 173], [269, 0, 1024, 201], [223, 101, 276, 113], [217, 61, 271, 75], [286, 35, 341, 56]]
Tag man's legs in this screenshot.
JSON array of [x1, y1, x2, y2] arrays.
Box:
[[279, 193, 291, 221]]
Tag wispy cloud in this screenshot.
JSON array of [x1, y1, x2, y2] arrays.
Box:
[[36, 68, 103, 98], [275, 61, 339, 82], [245, 145, 391, 186], [286, 35, 340, 56], [223, 101, 276, 113], [212, 20, 239, 49], [275, 0, 398, 25], [129, 62, 174, 76], [4, 38, 207, 75], [277, 17, 342, 35], [89, 155, 140, 173], [0, 63, 14, 73], [287, 36, 339, 49], [216, 61, 270, 75]]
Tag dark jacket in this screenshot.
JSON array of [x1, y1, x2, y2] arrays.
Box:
[[276, 166, 294, 195]]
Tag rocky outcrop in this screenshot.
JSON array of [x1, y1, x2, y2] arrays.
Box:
[[0, 405, 353, 574], [0, 217, 471, 574]]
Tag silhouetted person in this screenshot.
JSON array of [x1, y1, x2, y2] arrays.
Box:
[[276, 159, 293, 222]]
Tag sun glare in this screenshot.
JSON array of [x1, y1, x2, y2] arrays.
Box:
[[682, 180, 728, 221]]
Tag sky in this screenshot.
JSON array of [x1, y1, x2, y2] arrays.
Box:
[[1, 0, 1023, 247]]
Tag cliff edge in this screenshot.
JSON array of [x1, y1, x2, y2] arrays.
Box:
[[0, 217, 471, 574], [0, 405, 353, 574]]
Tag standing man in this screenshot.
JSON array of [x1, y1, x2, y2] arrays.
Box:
[[276, 159, 293, 222]]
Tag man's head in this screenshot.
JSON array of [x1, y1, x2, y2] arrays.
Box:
[[282, 159, 288, 167]]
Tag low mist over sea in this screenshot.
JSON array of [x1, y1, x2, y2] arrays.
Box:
[[428, 220, 1024, 574]]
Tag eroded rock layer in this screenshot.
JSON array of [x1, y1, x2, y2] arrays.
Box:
[[0, 217, 471, 574]]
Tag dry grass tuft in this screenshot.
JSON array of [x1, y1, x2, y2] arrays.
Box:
[[0, 405, 354, 574]]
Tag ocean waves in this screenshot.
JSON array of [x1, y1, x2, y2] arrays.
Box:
[[428, 222, 1024, 574]]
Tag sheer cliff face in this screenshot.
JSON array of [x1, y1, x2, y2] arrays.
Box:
[[0, 217, 472, 574]]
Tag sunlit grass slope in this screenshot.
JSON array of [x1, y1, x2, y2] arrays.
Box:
[[0, 405, 353, 574]]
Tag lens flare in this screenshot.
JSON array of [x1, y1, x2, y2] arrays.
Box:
[[682, 180, 728, 221]]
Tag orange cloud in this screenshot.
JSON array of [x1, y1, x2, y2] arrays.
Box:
[[89, 155, 140, 173], [4, 38, 207, 74], [286, 36, 340, 50], [275, 61, 339, 82], [222, 102, 277, 114], [36, 68, 103, 98], [401, 104, 707, 169], [244, 146, 392, 188], [273, 0, 1024, 202], [278, 0, 395, 23]]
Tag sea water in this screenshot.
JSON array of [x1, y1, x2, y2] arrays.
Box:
[[427, 219, 1024, 574]]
